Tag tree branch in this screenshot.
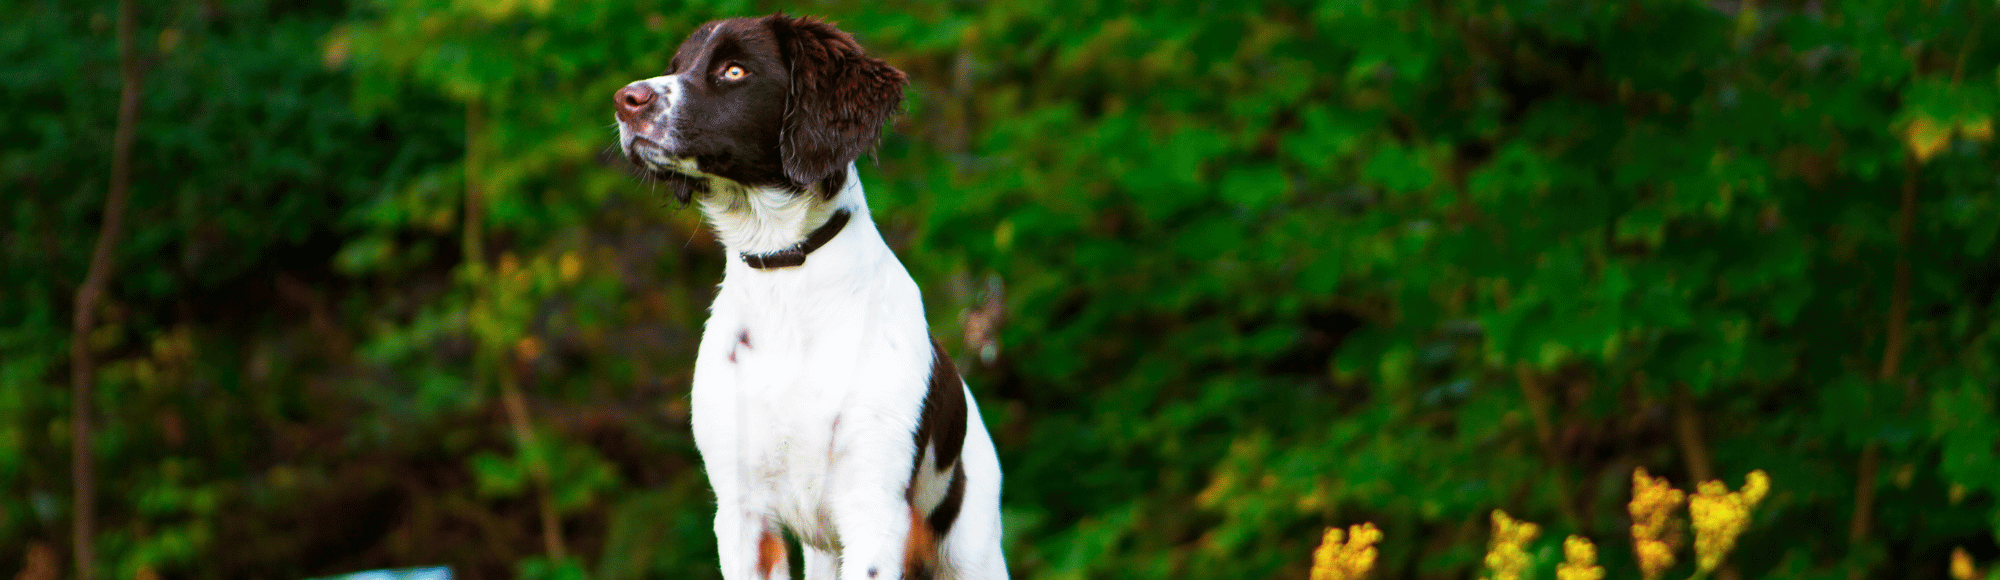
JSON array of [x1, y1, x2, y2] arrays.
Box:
[[1849, 153, 1920, 580], [1672, 382, 1715, 484], [465, 102, 567, 560], [71, 1, 142, 578], [1514, 362, 1579, 528]]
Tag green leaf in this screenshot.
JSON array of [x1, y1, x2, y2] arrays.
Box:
[[1363, 143, 1434, 193], [471, 451, 527, 498], [1219, 164, 1289, 209]]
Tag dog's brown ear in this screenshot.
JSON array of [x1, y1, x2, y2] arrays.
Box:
[[766, 14, 907, 198]]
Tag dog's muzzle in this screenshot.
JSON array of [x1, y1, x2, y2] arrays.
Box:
[[614, 78, 687, 175], [614, 81, 664, 135]]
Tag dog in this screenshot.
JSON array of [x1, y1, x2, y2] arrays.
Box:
[[612, 14, 1008, 580]]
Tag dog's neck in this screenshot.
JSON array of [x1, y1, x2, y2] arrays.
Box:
[[696, 167, 872, 265]]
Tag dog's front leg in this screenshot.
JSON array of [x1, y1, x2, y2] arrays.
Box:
[[800, 545, 838, 580], [829, 486, 912, 580], [716, 501, 790, 580], [826, 416, 923, 580]]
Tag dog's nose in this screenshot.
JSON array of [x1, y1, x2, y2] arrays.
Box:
[[615, 83, 657, 120]]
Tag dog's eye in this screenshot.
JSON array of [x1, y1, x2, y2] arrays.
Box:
[[721, 65, 748, 81]]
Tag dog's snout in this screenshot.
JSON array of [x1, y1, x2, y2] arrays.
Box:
[[614, 83, 658, 122]]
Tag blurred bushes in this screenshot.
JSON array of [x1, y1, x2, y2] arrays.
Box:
[[4, 0, 2000, 579]]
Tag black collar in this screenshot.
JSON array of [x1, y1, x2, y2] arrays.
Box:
[[740, 208, 852, 269]]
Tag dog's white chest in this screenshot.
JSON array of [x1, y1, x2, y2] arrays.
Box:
[[728, 324, 844, 520], [700, 314, 846, 541], [688, 242, 936, 547]]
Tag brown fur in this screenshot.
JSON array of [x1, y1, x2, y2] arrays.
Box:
[[758, 530, 787, 578], [904, 504, 939, 580]]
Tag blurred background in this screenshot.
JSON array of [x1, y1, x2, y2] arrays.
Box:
[[5, 0, 1999, 579]]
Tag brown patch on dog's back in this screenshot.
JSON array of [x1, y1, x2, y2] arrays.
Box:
[[928, 464, 966, 537], [901, 338, 971, 577], [912, 337, 967, 473]]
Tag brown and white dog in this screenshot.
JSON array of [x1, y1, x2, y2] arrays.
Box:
[[611, 14, 1008, 580]]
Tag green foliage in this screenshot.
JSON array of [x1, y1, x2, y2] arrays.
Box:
[[4, 0, 2000, 579]]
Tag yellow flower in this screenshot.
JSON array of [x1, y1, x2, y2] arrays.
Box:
[[1742, 470, 1769, 504], [1311, 522, 1382, 580], [1629, 467, 1686, 580], [1636, 540, 1675, 577], [1556, 536, 1605, 580], [1953, 546, 1978, 580], [1690, 470, 1770, 572], [1484, 510, 1539, 580]]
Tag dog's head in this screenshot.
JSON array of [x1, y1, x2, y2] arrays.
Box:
[[614, 14, 907, 203]]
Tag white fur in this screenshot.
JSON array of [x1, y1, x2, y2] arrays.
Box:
[[616, 75, 688, 154], [685, 168, 1009, 580]]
